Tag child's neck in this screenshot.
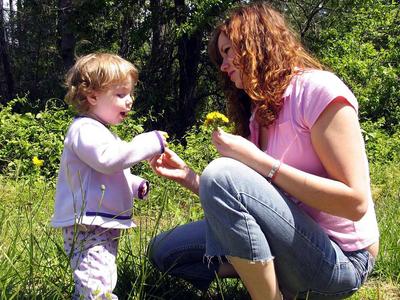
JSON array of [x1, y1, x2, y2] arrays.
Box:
[[79, 112, 109, 127]]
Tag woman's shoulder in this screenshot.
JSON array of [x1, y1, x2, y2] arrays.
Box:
[[288, 69, 358, 126], [294, 69, 355, 100], [295, 69, 343, 86]]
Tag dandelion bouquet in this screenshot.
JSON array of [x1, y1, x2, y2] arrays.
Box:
[[203, 111, 229, 130]]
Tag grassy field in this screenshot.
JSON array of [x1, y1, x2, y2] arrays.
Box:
[[0, 159, 399, 299]]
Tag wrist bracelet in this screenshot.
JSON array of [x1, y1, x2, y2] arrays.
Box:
[[267, 159, 281, 182]]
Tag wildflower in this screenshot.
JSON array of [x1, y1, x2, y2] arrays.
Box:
[[32, 156, 44, 167], [204, 111, 229, 130]]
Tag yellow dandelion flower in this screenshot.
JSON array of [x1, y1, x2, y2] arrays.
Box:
[[204, 111, 229, 129], [32, 156, 44, 167]]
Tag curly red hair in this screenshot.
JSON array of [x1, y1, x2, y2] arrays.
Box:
[[208, 2, 323, 136]]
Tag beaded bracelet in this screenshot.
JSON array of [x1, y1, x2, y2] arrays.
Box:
[[267, 159, 281, 182]]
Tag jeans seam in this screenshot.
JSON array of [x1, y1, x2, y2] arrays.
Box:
[[242, 210, 255, 261], [234, 191, 258, 261]]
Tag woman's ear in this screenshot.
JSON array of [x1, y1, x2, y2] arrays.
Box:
[[86, 92, 97, 106]]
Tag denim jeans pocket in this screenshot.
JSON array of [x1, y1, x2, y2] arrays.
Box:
[[347, 249, 375, 285], [295, 249, 375, 300], [362, 252, 376, 284]]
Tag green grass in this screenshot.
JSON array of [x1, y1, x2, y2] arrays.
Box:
[[0, 159, 399, 299], [370, 163, 400, 279]]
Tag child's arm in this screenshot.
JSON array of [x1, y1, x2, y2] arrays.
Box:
[[68, 120, 166, 174]]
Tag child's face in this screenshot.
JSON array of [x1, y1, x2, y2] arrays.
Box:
[[87, 79, 134, 125]]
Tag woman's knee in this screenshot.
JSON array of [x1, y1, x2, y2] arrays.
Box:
[[199, 157, 241, 208], [201, 157, 237, 182], [148, 233, 169, 272], [148, 221, 208, 273]]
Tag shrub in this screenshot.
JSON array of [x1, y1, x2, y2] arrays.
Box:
[[362, 119, 400, 165], [0, 98, 72, 180], [0, 98, 147, 180]]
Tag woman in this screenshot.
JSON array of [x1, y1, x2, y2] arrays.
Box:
[[149, 3, 379, 299]]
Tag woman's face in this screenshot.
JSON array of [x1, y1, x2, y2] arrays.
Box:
[[218, 32, 243, 89]]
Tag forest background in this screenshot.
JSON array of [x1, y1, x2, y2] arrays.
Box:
[[0, 0, 399, 299]]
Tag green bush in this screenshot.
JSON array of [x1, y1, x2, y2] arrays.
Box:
[[0, 98, 148, 180], [362, 119, 400, 165], [0, 98, 72, 180], [315, 1, 400, 131]]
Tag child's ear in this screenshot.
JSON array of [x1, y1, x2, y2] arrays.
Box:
[[86, 93, 97, 106]]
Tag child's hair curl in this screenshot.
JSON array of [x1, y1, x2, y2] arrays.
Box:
[[64, 53, 138, 113]]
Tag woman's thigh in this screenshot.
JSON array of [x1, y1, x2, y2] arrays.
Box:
[[200, 157, 362, 298]]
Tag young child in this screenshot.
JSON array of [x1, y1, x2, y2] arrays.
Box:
[[51, 53, 167, 299]]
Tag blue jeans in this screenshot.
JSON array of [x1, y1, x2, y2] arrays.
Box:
[[149, 158, 375, 299]]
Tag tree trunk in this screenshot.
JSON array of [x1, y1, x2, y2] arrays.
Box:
[[174, 0, 202, 137], [57, 0, 75, 72], [0, 0, 15, 103], [150, 0, 162, 67], [119, 14, 133, 58]]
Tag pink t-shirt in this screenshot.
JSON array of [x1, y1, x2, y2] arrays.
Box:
[[249, 69, 379, 251]]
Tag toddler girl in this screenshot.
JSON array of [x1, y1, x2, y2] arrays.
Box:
[[51, 53, 167, 299]]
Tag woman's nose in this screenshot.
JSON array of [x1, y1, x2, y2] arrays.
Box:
[[220, 59, 229, 72]]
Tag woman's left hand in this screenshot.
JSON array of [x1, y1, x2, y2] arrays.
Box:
[[211, 128, 263, 165]]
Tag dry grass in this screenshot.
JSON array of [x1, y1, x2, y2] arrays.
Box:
[[352, 279, 400, 300]]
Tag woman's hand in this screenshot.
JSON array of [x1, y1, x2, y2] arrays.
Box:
[[149, 148, 200, 194], [149, 148, 187, 180], [211, 128, 265, 166]]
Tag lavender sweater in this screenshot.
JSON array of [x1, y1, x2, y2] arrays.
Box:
[[51, 117, 164, 229]]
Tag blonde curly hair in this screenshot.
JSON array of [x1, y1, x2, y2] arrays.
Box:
[[64, 53, 138, 113], [208, 2, 323, 136]]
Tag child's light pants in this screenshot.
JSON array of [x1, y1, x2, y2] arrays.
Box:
[[63, 225, 120, 300]]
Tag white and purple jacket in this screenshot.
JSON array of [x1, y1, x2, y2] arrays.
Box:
[[51, 117, 165, 229]]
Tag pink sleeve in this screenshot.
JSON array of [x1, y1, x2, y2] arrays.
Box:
[[298, 71, 358, 129]]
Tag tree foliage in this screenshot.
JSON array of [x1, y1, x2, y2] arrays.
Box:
[[312, 0, 400, 132], [0, 0, 398, 137]]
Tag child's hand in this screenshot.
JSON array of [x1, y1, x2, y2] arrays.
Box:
[[138, 182, 148, 199]]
